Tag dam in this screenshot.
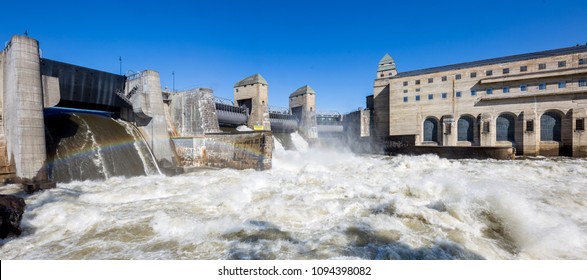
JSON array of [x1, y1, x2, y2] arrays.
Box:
[[0, 34, 586, 260], [0, 35, 341, 190]]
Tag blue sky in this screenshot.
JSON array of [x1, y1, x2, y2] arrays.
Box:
[[2, 0, 586, 113]]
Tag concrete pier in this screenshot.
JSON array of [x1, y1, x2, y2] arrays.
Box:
[[168, 88, 221, 136], [123, 70, 177, 170], [1, 35, 49, 187]]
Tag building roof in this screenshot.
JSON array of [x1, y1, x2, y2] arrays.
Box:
[[234, 73, 267, 87], [395, 44, 587, 78], [289, 85, 316, 98]]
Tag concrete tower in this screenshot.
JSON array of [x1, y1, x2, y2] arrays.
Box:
[[372, 53, 396, 145], [1, 35, 48, 188], [289, 85, 317, 139], [234, 74, 270, 130]]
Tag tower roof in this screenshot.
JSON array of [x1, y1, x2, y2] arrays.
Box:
[[234, 73, 268, 87], [378, 53, 396, 72], [289, 85, 316, 98], [379, 53, 394, 64]]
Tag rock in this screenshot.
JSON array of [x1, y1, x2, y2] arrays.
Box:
[[0, 194, 26, 238]]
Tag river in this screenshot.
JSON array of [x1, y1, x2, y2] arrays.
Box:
[[0, 133, 586, 259]]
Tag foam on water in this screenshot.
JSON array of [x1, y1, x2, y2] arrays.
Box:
[[290, 132, 309, 152], [1, 141, 586, 259]]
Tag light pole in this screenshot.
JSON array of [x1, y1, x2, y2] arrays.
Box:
[[172, 71, 175, 92], [119, 56, 122, 75]]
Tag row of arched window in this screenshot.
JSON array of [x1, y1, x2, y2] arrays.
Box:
[[423, 111, 563, 143]]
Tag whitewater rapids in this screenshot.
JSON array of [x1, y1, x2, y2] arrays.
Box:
[[0, 140, 586, 259]]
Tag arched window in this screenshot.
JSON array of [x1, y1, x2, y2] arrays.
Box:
[[541, 111, 562, 141], [496, 114, 515, 142], [423, 118, 438, 142], [457, 116, 475, 142]]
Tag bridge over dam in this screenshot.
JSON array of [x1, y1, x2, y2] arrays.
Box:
[[0, 35, 345, 191]]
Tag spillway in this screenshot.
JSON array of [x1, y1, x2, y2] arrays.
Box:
[[44, 109, 160, 183]]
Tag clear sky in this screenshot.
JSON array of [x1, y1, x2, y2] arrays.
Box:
[[2, 0, 586, 113]]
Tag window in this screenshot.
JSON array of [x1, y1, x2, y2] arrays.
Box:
[[539, 63, 546, 70], [415, 95, 421, 101], [471, 89, 477, 96], [503, 68, 510, 74], [415, 80, 421, 85], [458, 116, 475, 142], [526, 120, 534, 132], [455, 74, 462, 80], [558, 61, 566, 68], [539, 83, 546, 90], [558, 81, 566, 89], [441, 92, 447, 99], [486, 70, 493, 76], [428, 78, 434, 83], [541, 112, 562, 142], [520, 65, 528, 72], [403, 81, 408, 86], [445, 123, 452, 135], [503, 87, 510, 93], [403, 96, 408, 103], [486, 88, 493, 94], [496, 114, 515, 142], [424, 118, 438, 142], [520, 84, 528, 92], [470, 72, 477, 78], [483, 121, 490, 133], [577, 118, 585, 131], [416, 88, 421, 92], [455, 91, 462, 98], [403, 89, 408, 93], [428, 94, 434, 100], [442, 76, 447, 81], [579, 80, 586, 87], [580, 58, 585, 65]]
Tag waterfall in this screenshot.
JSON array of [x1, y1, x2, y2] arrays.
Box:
[[44, 109, 161, 182]]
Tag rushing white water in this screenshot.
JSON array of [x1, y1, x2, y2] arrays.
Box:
[[114, 119, 162, 175], [273, 136, 285, 152], [290, 132, 309, 152], [1, 144, 586, 259]]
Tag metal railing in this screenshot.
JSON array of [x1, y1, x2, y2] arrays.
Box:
[[268, 106, 291, 114], [214, 96, 235, 106]]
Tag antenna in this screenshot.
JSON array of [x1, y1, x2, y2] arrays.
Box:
[[119, 56, 122, 75], [172, 71, 175, 92]]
